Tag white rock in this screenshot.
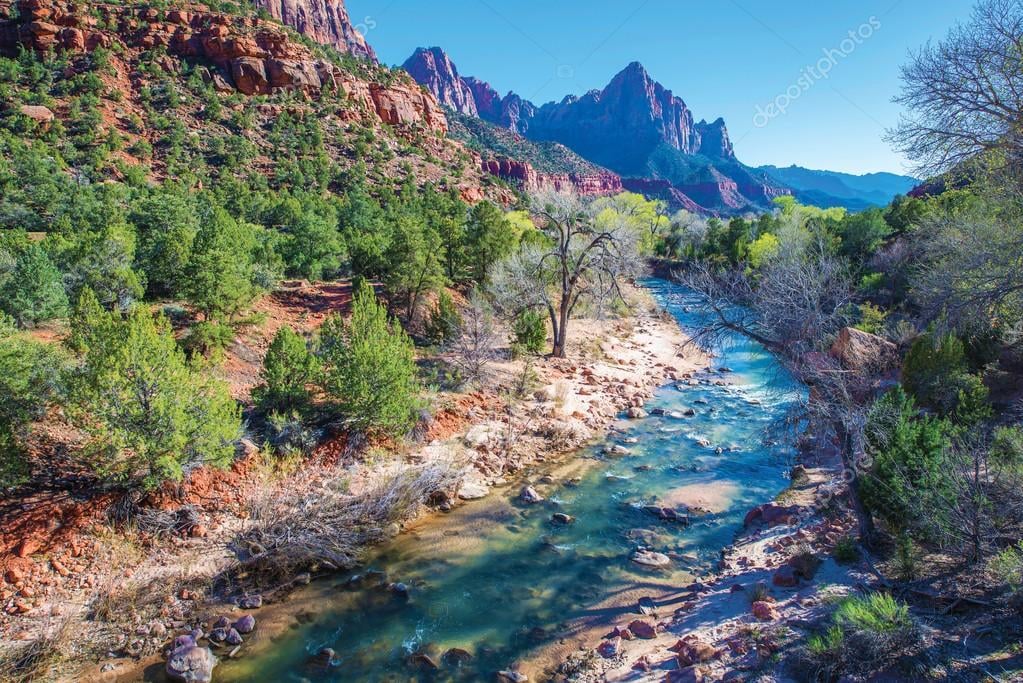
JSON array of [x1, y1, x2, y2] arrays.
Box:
[[457, 481, 490, 501], [631, 549, 672, 568]]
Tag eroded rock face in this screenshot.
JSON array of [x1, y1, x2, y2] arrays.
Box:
[[479, 157, 622, 197], [252, 0, 375, 60], [830, 327, 899, 374]]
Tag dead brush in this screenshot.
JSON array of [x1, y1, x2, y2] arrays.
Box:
[[235, 461, 463, 579], [789, 543, 822, 580], [0, 614, 74, 683]]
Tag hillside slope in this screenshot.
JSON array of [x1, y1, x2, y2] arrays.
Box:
[[0, 0, 508, 204]]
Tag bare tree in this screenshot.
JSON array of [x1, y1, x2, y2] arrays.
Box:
[[888, 0, 1023, 175], [490, 191, 643, 358], [676, 232, 854, 355], [454, 289, 498, 386]]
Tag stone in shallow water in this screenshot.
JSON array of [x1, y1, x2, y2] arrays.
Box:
[[458, 480, 490, 500], [497, 671, 529, 683], [519, 486, 544, 504], [631, 549, 671, 568], [165, 645, 217, 683], [442, 647, 473, 665]]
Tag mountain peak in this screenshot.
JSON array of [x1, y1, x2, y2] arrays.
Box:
[[402, 47, 478, 116]]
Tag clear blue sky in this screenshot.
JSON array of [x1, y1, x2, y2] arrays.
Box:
[[347, 0, 976, 176]]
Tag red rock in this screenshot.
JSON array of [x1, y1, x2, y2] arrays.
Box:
[[631, 655, 652, 672], [627, 620, 657, 639], [772, 565, 798, 588], [252, 0, 375, 60], [15, 539, 39, 558], [668, 665, 704, 683], [597, 637, 621, 658], [751, 600, 777, 621]]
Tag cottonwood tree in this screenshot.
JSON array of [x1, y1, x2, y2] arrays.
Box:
[[490, 191, 643, 358], [889, 0, 1023, 174]]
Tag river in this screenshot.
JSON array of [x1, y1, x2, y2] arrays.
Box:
[[216, 278, 803, 682]]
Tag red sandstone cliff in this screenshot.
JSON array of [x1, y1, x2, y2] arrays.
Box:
[[481, 157, 622, 197], [252, 0, 375, 60]]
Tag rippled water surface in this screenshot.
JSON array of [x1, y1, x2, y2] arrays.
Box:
[[219, 278, 803, 682]]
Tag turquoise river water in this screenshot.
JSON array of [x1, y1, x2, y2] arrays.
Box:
[[216, 278, 803, 682]]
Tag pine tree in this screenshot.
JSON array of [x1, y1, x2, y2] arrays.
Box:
[[319, 281, 419, 437], [69, 305, 241, 490], [0, 242, 68, 327], [254, 326, 317, 414]]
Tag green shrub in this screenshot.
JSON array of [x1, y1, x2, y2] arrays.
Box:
[[512, 309, 546, 354], [181, 320, 235, 361], [319, 281, 420, 437], [832, 536, 860, 564], [797, 593, 920, 681], [860, 387, 953, 540], [68, 304, 241, 491], [423, 290, 462, 347], [902, 332, 989, 422], [853, 303, 888, 336], [0, 322, 66, 489], [253, 326, 317, 414], [990, 426, 1023, 473], [989, 541, 1023, 591]]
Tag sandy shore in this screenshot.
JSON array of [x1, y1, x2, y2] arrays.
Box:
[[9, 282, 709, 682]]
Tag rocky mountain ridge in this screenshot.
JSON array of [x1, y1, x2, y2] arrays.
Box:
[[402, 48, 786, 214]]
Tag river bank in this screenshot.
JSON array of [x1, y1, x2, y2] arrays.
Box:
[[1, 281, 709, 682]]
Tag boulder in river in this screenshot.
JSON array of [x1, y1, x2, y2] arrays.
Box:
[[442, 647, 473, 665], [626, 407, 648, 419], [631, 549, 671, 568], [458, 480, 490, 500], [166, 645, 217, 683], [519, 486, 544, 504], [551, 513, 575, 525], [605, 444, 632, 456], [233, 615, 256, 634], [409, 652, 440, 670], [497, 671, 529, 683]]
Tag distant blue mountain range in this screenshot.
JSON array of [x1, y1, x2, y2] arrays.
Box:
[[756, 165, 919, 211]]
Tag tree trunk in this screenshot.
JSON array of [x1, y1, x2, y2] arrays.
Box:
[[551, 299, 571, 358]]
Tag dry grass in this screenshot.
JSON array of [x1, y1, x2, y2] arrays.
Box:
[[235, 461, 463, 578], [0, 614, 74, 683]]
